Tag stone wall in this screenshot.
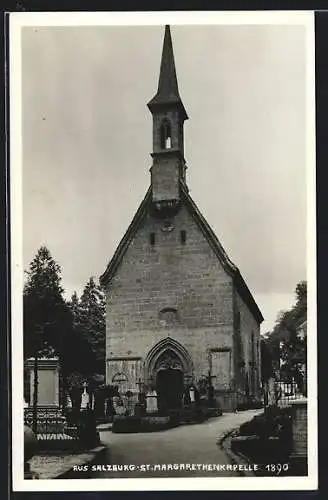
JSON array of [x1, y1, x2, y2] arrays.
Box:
[[234, 291, 261, 399], [290, 399, 308, 460]]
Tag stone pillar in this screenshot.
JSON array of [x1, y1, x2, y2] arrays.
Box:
[[26, 357, 60, 407], [290, 398, 308, 474]]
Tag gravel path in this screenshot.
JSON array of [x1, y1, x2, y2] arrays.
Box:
[[82, 409, 263, 478]]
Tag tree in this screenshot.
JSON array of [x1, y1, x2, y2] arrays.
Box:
[[69, 291, 80, 326], [260, 337, 275, 383], [66, 290, 99, 378], [78, 277, 106, 377], [23, 246, 72, 430], [23, 246, 70, 360], [66, 278, 106, 381], [266, 281, 307, 388], [260, 336, 278, 406], [295, 281, 307, 308], [62, 282, 106, 417]]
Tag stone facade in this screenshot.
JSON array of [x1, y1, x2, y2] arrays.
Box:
[[235, 291, 262, 398], [100, 26, 263, 411], [102, 201, 262, 409], [105, 204, 233, 387]]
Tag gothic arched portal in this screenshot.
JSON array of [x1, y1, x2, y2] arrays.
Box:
[[144, 337, 194, 410]]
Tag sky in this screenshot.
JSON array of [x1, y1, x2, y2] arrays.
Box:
[[21, 23, 309, 333]]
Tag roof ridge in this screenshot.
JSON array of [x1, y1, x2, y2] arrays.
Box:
[[180, 183, 263, 323], [99, 187, 152, 286]]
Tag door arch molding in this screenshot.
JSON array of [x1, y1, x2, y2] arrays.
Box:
[[144, 337, 193, 385]]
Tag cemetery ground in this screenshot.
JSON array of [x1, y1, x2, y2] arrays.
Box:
[[60, 410, 263, 479], [28, 411, 260, 479], [26, 402, 307, 479]]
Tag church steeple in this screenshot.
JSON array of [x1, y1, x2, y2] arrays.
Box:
[[148, 25, 188, 120], [148, 26, 188, 207]]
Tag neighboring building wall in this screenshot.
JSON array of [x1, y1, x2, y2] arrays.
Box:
[[104, 203, 235, 400], [234, 291, 261, 400]]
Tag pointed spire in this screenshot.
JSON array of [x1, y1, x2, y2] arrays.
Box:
[[156, 25, 180, 101], [148, 25, 188, 119]]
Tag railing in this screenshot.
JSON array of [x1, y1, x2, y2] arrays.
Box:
[[24, 407, 76, 441], [274, 380, 306, 407]]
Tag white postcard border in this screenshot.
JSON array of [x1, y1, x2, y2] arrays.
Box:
[[10, 10, 317, 492]]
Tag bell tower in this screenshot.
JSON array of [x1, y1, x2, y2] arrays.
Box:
[[147, 25, 188, 209]]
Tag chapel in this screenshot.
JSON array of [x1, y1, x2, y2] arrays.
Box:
[[100, 25, 264, 411]]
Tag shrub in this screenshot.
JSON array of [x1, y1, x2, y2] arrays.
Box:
[[239, 406, 292, 442], [237, 398, 263, 411], [239, 414, 268, 438], [78, 409, 99, 447], [112, 416, 141, 433], [194, 408, 206, 423], [140, 417, 171, 432]]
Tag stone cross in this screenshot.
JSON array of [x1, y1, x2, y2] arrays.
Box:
[[136, 378, 144, 397], [206, 371, 217, 386], [206, 371, 216, 405]]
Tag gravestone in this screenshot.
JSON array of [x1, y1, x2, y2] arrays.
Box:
[[113, 396, 126, 415], [25, 357, 60, 407], [146, 389, 158, 413], [267, 377, 276, 405], [66, 394, 72, 408], [24, 358, 67, 437], [80, 383, 90, 409]]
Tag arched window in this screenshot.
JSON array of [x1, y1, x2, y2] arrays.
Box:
[[160, 119, 172, 149]]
